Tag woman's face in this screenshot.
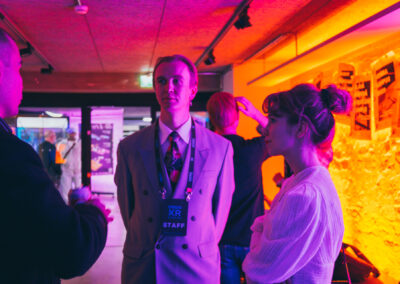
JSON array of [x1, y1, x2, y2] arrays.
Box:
[[263, 114, 298, 157]]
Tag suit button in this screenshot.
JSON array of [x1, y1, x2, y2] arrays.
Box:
[[156, 244, 160, 249], [182, 244, 188, 249], [199, 189, 203, 194], [143, 190, 149, 196], [191, 216, 196, 221], [148, 217, 153, 223]]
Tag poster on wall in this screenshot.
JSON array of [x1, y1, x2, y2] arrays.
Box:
[[336, 63, 355, 125], [351, 75, 372, 139], [91, 123, 113, 175], [371, 51, 399, 130]]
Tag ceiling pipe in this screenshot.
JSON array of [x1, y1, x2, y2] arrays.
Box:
[[0, 10, 55, 70], [247, 1, 400, 86], [194, 0, 253, 67]]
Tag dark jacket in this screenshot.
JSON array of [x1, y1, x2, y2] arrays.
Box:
[[219, 135, 269, 246], [0, 118, 108, 284], [38, 140, 62, 183]]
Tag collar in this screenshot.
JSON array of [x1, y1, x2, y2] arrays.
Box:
[[0, 117, 12, 134], [159, 116, 192, 144]]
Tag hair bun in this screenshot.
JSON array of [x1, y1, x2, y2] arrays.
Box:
[[320, 85, 352, 114]]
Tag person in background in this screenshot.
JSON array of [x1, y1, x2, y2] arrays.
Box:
[[115, 54, 235, 284], [0, 28, 111, 283], [242, 83, 352, 283], [207, 92, 268, 284], [39, 129, 62, 187], [58, 128, 82, 202]]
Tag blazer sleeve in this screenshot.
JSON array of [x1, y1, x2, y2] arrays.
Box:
[[114, 141, 134, 229], [4, 139, 108, 279], [212, 141, 235, 241]]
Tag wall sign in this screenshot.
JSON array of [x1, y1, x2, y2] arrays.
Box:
[[91, 123, 113, 175], [372, 52, 398, 130], [351, 75, 372, 139]]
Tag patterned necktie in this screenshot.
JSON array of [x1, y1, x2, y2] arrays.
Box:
[[164, 131, 183, 190]]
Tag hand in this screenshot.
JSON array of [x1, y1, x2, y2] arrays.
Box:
[[85, 198, 114, 223], [68, 186, 92, 206], [235, 97, 268, 128]]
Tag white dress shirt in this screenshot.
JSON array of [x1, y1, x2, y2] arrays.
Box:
[[243, 166, 344, 284], [159, 116, 192, 161]]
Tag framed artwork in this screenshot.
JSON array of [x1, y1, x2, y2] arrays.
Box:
[[351, 75, 372, 139], [371, 52, 399, 130], [336, 63, 355, 125]]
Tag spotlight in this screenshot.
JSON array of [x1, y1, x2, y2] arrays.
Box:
[[20, 42, 33, 57], [41, 64, 54, 74], [234, 6, 251, 30], [204, 49, 216, 65], [74, 0, 89, 15]]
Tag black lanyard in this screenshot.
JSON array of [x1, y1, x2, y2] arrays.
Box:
[[154, 118, 196, 202]]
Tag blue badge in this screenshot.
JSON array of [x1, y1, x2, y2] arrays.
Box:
[[161, 199, 188, 236]]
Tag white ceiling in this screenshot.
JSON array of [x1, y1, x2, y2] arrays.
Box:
[[0, 0, 387, 92]]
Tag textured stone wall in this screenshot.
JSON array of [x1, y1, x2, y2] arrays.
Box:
[[331, 124, 400, 280]]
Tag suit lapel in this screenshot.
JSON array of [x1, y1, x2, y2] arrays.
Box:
[[192, 124, 209, 190], [138, 124, 160, 193]]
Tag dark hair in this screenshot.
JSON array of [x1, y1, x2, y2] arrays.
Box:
[[263, 83, 352, 145], [207, 92, 239, 130], [152, 54, 198, 87]]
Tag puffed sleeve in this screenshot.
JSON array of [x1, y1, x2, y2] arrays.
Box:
[[243, 184, 326, 283]]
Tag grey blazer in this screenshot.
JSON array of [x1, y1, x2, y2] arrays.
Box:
[[115, 120, 234, 284]]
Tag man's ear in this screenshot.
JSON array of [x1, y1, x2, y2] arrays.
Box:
[[189, 84, 198, 101], [296, 120, 309, 139]]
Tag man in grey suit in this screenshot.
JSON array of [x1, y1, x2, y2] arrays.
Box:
[[115, 54, 235, 283]]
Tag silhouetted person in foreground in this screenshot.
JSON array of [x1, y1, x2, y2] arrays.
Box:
[[0, 28, 111, 284]]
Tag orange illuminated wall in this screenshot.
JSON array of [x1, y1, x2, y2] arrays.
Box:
[[232, 18, 400, 283], [233, 60, 285, 204]]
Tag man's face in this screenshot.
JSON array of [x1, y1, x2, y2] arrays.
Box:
[[68, 132, 76, 141], [0, 38, 23, 118], [47, 132, 56, 144], [154, 60, 197, 114]]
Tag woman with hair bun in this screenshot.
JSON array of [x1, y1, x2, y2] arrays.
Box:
[[243, 84, 352, 284]]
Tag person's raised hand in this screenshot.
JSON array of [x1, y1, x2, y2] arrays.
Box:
[[68, 186, 92, 206], [236, 96, 268, 128]]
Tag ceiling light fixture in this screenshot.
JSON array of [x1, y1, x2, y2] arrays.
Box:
[[40, 64, 54, 74], [234, 5, 251, 30], [74, 0, 89, 15], [0, 10, 55, 72], [19, 42, 33, 57], [204, 49, 216, 65], [194, 0, 252, 67]]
